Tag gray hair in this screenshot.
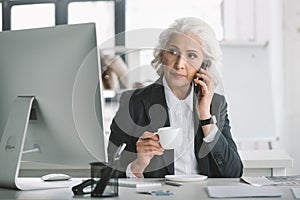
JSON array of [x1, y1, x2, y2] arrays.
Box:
[[151, 17, 222, 76]]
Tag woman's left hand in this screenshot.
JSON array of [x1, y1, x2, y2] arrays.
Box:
[[194, 67, 215, 119]]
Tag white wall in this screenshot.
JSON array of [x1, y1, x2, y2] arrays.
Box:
[[281, 0, 300, 175], [221, 43, 276, 140], [222, 0, 284, 141], [224, 0, 300, 174]]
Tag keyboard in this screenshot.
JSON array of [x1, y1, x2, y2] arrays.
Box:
[[118, 179, 162, 188]]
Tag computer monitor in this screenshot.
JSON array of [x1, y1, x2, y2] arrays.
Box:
[[0, 23, 106, 189]]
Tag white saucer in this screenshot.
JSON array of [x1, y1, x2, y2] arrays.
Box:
[[165, 175, 208, 182]]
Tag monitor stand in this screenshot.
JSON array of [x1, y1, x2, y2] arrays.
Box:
[[0, 97, 68, 190]]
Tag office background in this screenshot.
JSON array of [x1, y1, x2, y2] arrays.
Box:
[[0, 0, 299, 175]]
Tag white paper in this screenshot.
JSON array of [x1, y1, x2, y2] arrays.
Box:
[[206, 185, 283, 198], [241, 176, 277, 186], [292, 188, 300, 199], [118, 179, 161, 188], [242, 175, 300, 186]]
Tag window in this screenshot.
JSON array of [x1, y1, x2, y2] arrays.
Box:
[[223, 0, 256, 41], [68, 1, 115, 47], [125, 0, 223, 87], [11, 3, 55, 30], [126, 0, 223, 40]]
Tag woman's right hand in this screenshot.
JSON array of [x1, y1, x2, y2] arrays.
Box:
[[131, 131, 164, 177]]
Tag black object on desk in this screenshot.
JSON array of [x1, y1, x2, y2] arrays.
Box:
[[72, 143, 126, 197], [90, 162, 117, 197], [165, 180, 183, 187]]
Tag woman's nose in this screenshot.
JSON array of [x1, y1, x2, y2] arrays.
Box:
[[175, 55, 186, 69]]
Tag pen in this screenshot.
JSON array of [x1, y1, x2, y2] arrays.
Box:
[[165, 180, 183, 187], [137, 190, 173, 196]]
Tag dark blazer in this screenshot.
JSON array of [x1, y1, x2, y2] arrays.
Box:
[[108, 77, 243, 178]]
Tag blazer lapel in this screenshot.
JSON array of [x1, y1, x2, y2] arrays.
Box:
[[143, 77, 170, 130], [143, 77, 174, 175]]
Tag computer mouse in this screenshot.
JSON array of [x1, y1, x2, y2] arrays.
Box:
[[41, 173, 71, 181]]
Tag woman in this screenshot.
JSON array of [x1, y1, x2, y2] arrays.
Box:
[[108, 17, 243, 178]]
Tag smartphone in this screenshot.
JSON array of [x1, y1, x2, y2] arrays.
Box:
[[194, 60, 211, 94]]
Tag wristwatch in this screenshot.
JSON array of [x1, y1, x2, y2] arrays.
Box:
[[200, 115, 216, 126]]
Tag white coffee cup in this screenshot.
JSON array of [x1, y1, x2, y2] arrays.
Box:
[[156, 127, 182, 149]]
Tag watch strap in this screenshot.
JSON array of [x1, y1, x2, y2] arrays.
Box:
[[200, 115, 216, 126]]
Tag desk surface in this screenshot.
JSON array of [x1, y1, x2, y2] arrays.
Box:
[[0, 178, 298, 200]]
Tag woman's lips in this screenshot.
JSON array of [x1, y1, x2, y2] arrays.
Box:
[[171, 72, 185, 78]]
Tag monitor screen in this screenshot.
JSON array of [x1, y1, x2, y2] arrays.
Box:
[[0, 23, 106, 178]]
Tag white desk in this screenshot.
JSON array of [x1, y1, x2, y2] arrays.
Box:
[[239, 150, 293, 176], [19, 150, 293, 178], [0, 178, 297, 200]]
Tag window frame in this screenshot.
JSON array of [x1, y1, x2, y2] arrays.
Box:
[[125, 0, 225, 40], [2, 0, 226, 47], [1, 0, 124, 45]]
